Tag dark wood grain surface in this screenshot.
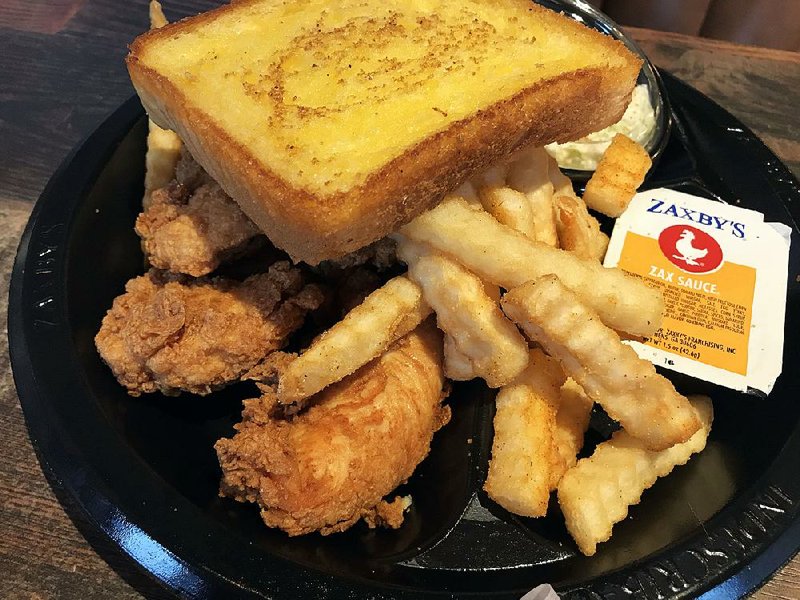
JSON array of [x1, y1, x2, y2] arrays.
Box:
[[1, 3, 799, 599]]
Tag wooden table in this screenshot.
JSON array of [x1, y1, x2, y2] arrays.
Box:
[[1, 3, 799, 598]]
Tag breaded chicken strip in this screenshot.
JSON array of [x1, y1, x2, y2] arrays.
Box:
[[136, 151, 262, 276], [95, 261, 324, 396], [215, 321, 451, 536]]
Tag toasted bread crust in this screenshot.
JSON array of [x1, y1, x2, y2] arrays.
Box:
[[128, 1, 641, 264]]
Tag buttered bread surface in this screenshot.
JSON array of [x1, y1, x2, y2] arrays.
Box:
[[133, 0, 633, 195]]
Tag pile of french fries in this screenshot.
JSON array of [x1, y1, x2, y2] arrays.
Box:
[[276, 135, 713, 556]]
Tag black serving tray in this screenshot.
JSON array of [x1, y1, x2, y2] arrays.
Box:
[[8, 72, 800, 599]]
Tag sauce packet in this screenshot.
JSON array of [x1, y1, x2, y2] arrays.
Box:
[[603, 188, 791, 395]]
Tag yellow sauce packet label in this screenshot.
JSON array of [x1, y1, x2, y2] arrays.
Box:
[[603, 188, 791, 394]]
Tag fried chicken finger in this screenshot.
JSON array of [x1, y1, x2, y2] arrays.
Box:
[[215, 320, 451, 536]]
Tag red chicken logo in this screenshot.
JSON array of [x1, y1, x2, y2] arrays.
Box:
[[658, 225, 723, 274]]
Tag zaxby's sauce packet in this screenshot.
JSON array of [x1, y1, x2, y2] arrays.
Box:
[[603, 188, 792, 395]]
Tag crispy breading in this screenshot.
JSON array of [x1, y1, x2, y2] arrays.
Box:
[[136, 179, 262, 277], [215, 322, 450, 536], [95, 261, 324, 396]]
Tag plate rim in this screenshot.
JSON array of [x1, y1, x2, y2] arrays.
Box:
[[8, 75, 800, 599]]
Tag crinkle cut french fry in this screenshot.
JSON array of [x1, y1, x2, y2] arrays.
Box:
[[546, 154, 576, 199], [443, 334, 476, 381], [583, 134, 652, 218], [450, 181, 483, 210], [507, 146, 552, 196], [485, 385, 554, 517], [398, 240, 529, 388], [514, 346, 566, 395], [504, 146, 558, 246], [484, 349, 563, 517], [277, 276, 432, 404], [142, 1, 182, 209], [475, 162, 532, 235], [143, 126, 182, 209], [477, 185, 539, 242], [526, 187, 559, 247], [401, 235, 500, 305], [545, 153, 610, 259], [394, 235, 501, 382], [554, 194, 609, 261], [543, 142, 608, 261], [558, 396, 713, 556], [549, 378, 594, 489], [400, 197, 663, 337], [474, 163, 508, 189], [501, 275, 700, 451], [442, 281, 501, 381], [149, 0, 168, 28]]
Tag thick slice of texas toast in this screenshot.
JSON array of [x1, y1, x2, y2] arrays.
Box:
[[128, 0, 641, 264]]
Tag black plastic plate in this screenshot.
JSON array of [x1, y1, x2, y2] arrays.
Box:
[[8, 73, 800, 599]]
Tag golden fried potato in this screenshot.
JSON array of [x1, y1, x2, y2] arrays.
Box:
[[549, 378, 594, 488], [400, 197, 663, 337], [505, 146, 558, 246], [546, 153, 577, 198], [277, 276, 432, 404], [398, 241, 529, 388], [149, 0, 168, 27], [485, 385, 554, 517], [554, 194, 609, 261], [477, 185, 540, 242], [502, 275, 700, 451], [515, 347, 567, 394], [507, 145, 551, 193], [558, 396, 713, 556], [583, 134, 652, 218], [143, 126, 182, 209], [142, 0, 182, 208], [441, 282, 501, 382], [394, 235, 504, 383], [443, 334, 477, 381], [545, 154, 609, 261], [451, 181, 483, 210], [484, 348, 564, 517], [526, 190, 559, 247]]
